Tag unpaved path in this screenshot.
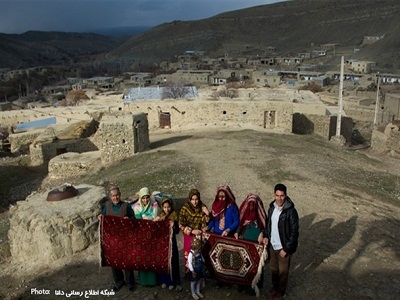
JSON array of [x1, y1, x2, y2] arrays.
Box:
[[1, 129, 400, 300]]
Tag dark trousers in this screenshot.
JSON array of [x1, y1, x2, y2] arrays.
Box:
[[269, 248, 291, 295], [111, 268, 135, 289]]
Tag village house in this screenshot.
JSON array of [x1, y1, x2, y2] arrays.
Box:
[[298, 52, 311, 59], [247, 58, 262, 67], [362, 34, 385, 45], [265, 46, 277, 54], [3, 66, 47, 81], [183, 50, 206, 57], [83, 76, 114, 89], [298, 71, 326, 82], [153, 74, 173, 85], [129, 72, 154, 86], [311, 50, 327, 58], [379, 73, 400, 84], [252, 69, 281, 88], [347, 60, 376, 74], [209, 69, 237, 85], [383, 93, 400, 122], [199, 57, 220, 68], [169, 69, 214, 85]]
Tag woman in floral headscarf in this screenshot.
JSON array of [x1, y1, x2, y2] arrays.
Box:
[[234, 193, 268, 296], [132, 187, 160, 286], [207, 185, 239, 237], [133, 187, 159, 220]]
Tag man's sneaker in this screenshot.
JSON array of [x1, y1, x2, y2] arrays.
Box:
[[197, 292, 204, 298], [192, 295, 199, 300]]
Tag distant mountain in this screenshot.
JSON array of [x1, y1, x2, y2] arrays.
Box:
[[0, 31, 128, 68], [106, 0, 400, 72], [88, 26, 152, 37], [1, 0, 400, 72]]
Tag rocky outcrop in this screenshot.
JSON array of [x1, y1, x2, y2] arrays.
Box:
[[371, 123, 400, 156], [8, 184, 104, 266]]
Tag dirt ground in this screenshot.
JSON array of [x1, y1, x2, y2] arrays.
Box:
[[1, 129, 400, 300]]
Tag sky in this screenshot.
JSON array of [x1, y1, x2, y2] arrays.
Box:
[[0, 0, 286, 34]]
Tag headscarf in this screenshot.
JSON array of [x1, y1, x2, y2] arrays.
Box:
[[133, 187, 159, 220], [179, 188, 208, 231], [211, 185, 236, 218], [239, 193, 267, 230], [159, 195, 178, 221], [139, 187, 150, 200]]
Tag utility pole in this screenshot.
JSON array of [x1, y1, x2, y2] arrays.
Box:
[[336, 56, 344, 137], [373, 73, 380, 126]]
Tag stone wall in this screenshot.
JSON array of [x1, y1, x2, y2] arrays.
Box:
[[9, 129, 42, 153], [371, 123, 400, 155], [8, 184, 104, 266], [9, 119, 99, 154], [345, 107, 375, 122], [29, 137, 99, 167], [98, 112, 149, 165], [293, 113, 353, 142], [48, 151, 102, 179], [124, 99, 293, 133]]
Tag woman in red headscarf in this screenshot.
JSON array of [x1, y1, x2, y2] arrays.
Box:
[[207, 185, 239, 237], [234, 193, 268, 296]]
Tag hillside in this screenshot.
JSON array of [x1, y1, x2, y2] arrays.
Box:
[[1, 0, 399, 71], [0, 31, 127, 68], [107, 0, 400, 71]]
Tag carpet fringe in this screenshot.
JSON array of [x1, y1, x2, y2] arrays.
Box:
[[251, 244, 268, 298]]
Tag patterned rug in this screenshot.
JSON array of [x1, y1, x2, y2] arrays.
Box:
[[100, 216, 172, 275], [202, 232, 267, 290]]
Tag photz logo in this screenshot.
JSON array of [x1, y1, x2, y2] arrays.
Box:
[[30, 288, 50, 295]]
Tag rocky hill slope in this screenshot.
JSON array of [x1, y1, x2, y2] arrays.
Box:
[[108, 0, 400, 71], [0, 31, 127, 68], [1, 0, 399, 71]]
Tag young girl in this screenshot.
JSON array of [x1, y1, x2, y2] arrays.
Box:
[[187, 238, 205, 300], [155, 196, 182, 291]]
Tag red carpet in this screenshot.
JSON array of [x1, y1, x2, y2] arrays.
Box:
[[202, 232, 266, 287], [100, 216, 172, 274]]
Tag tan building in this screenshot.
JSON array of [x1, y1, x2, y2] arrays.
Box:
[[170, 69, 214, 85], [252, 70, 281, 87], [124, 99, 293, 133], [349, 60, 375, 74]]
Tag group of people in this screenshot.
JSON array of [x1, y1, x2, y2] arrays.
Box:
[[99, 183, 299, 300]]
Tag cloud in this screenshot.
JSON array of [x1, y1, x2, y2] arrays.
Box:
[[0, 0, 285, 34]]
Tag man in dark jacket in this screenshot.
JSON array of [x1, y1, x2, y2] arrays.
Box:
[[99, 185, 136, 292], [262, 183, 299, 300]]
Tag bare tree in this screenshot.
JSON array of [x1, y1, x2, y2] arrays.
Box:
[[161, 84, 192, 100]]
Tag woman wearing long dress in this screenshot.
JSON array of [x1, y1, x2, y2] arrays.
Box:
[[234, 193, 267, 295], [132, 187, 160, 287], [179, 188, 210, 277]]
